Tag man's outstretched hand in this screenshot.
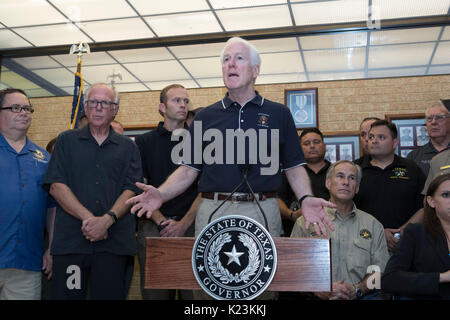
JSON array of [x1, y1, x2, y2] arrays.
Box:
[[301, 196, 335, 237], [125, 182, 163, 219]]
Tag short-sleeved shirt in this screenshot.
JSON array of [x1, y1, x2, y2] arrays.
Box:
[[354, 155, 426, 229], [135, 122, 198, 219], [183, 92, 305, 193], [422, 148, 450, 194], [0, 134, 53, 271], [291, 205, 389, 285], [407, 141, 450, 176], [43, 125, 143, 256]]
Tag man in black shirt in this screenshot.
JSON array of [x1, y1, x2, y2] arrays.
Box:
[[134, 84, 199, 300], [44, 83, 142, 299], [279, 128, 330, 236], [354, 117, 380, 165], [354, 120, 425, 252]]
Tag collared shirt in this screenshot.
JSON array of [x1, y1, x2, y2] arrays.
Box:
[[135, 121, 198, 219], [354, 155, 426, 229], [291, 205, 389, 285], [422, 148, 450, 194], [303, 160, 331, 200], [407, 141, 450, 176], [43, 125, 143, 256], [0, 134, 53, 271], [183, 92, 305, 193]]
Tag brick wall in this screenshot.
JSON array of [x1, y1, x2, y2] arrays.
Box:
[[29, 74, 450, 149]]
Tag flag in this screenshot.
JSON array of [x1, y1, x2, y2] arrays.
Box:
[[69, 57, 84, 129]]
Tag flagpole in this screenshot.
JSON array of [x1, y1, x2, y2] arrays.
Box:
[[69, 42, 90, 130]]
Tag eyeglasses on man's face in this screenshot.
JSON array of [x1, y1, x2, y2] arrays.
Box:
[[86, 99, 117, 109], [426, 114, 449, 122], [0, 104, 34, 114]]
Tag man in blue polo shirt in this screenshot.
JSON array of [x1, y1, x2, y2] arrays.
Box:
[[0, 88, 54, 300], [127, 37, 335, 238]]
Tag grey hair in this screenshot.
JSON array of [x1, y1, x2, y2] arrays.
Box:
[[326, 160, 363, 183], [220, 37, 261, 67], [426, 102, 449, 117], [84, 82, 120, 107]]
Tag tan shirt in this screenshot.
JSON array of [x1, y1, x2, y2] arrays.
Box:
[[291, 204, 389, 285]]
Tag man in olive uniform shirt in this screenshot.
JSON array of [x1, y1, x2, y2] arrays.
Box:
[[291, 160, 389, 300]]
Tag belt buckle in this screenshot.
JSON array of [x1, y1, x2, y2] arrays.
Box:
[[231, 194, 240, 203]]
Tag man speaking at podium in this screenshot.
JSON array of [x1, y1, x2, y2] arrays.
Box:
[[127, 37, 335, 239]]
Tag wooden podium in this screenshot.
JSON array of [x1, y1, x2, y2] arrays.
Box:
[[145, 237, 331, 292]]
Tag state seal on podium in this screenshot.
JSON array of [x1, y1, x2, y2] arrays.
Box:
[[192, 215, 277, 300]]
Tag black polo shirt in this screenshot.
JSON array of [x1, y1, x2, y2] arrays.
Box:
[[43, 125, 143, 255], [354, 155, 426, 229], [135, 122, 198, 219], [407, 141, 450, 176], [304, 160, 331, 200], [183, 92, 305, 193]]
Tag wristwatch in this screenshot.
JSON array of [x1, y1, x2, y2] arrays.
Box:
[[354, 284, 363, 299], [105, 211, 118, 223], [298, 194, 312, 208]]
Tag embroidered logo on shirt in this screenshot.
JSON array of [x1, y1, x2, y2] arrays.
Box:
[[390, 167, 409, 180], [33, 149, 45, 160], [360, 229, 372, 240], [257, 113, 269, 128]]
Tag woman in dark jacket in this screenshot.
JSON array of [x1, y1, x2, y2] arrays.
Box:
[[382, 173, 450, 299]]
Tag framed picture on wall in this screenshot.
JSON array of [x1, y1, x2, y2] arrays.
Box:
[[285, 88, 318, 129], [323, 132, 360, 163], [385, 113, 427, 156], [123, 125, 156, 141]]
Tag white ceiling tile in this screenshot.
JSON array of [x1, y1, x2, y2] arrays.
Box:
[[13, 24, 91, 47], [24, 88, 53, 98], [52, 52, 116, 67], [109, 47, 173, 63], [216, 5, 291, 31], [146, 80, 198, 90], [368, 67, 426, 78], [124, 61, 190, 82], [304, 47, 366, 72], [1, 69, 41, 90], [372, 0, 450, 20], [181, 57, 222, 78], [73, 64, 138, 84], [60, 87, 77, 95], [0, 29, 32, 49], [255, 73, 307, 85], [145, 12, 222, 37], [308, 72, 364, 81], [370, 27, 441, 45], [129, 0, 210, 15], [249, 37, 299, 53], [113, 83, 148, 93], [431, 41, 450, 65], [210, 0, 287, 9], [442, 26, 450, 41], [81, 18, 154, 42], [428, 65, 450, 75], [196, 78, 225, 88], [300, 32, 367, 50], [0, 0, 68, 27], [260, 52, 304, 74], [32, 68, 75, 87], [292, 0, 368, 26], [369, 43, 435, 68], [13, 56, 61, 69], [169, 43, 225, 59], [52, 0, 137, 21]]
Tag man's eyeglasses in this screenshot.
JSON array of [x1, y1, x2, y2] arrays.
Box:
[[426, 114, 449, 122], [86, 99, 117, 109], [1, 104, 34, 114]]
